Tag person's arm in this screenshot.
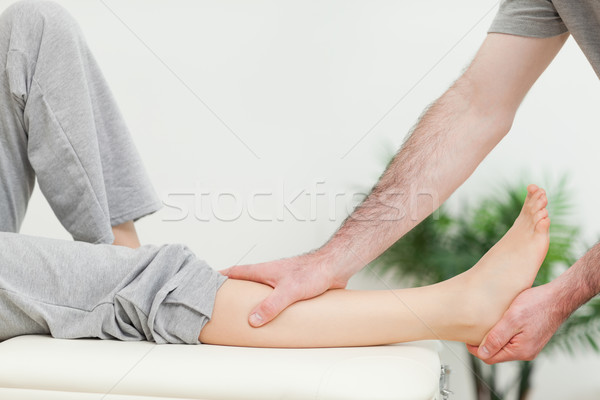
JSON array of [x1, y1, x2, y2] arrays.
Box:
[[468, 242, 600, 363], [223, 32, 570, 327]]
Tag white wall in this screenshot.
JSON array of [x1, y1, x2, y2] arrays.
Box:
[[11, 0, 600, 399]]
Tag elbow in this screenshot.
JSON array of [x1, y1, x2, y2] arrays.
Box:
[[462, 91, 516, 141], [450, 75, 516, 139], [483, 108, 514, 140]]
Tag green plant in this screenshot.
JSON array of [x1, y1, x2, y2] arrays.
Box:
[[372, 178, 600, 400]]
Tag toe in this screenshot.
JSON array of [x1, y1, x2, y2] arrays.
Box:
[[536, 194, 548, 210], [524, 185, 539, 206], [532, 188, 545, 202], [535, 215, 550, 235], [534, 208, 549, 224], [527, 184, 539, 196], [527, 187, 546, 213]]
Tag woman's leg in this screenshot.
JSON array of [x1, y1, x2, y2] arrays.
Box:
[[0, 0, 160, 245], [112, 220, 142, 248], [0, 186, 547, 346], [200, 185, 550, 347], [0, 232, 226, 344]]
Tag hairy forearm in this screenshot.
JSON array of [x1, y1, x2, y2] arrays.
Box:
[[320, 79, 512, 276], [551, 243, 600, 319]]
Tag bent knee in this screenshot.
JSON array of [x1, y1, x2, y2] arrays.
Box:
[[4, 0, 71, 19], [1, 0, 80, 39]]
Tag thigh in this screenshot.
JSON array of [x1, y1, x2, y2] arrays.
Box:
[[0, 51, 35, 233], [0, 232, 226, 343]]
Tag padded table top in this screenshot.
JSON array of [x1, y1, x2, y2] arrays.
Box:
[[0, 335, 441, 400]]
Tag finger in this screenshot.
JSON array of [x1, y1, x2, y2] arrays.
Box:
[[248, 286, 298, 327], [468, 341, 514, 365], [220, 264, 264, 282], [477, 318, 516, 360], [480, 348, 515, 364], [465, 344, 479, 357], [468, 342, 516, 365]]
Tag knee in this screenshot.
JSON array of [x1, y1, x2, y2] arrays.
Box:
[[4, 0, 72, 19], [1, 0, 80, 40]]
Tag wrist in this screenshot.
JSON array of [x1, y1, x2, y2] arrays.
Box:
[[545, 277, 582, 322], [311, 243, 364, 286]]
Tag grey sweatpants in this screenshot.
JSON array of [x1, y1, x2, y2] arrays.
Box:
[[0, 0, 227, 344], [0, 0, 161, 243]]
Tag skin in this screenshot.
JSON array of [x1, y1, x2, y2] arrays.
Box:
[[111, 220, 141, 248], [467, 243, 600, 362], [203, 187, 549, 347], [222, 32, 600, 362]]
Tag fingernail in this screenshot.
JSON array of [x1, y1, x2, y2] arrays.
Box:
[[249, 313, 263, 327], [481, 346, 490, 356]]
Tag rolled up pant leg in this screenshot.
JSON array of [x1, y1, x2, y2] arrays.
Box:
[[0, 0, 161, 243], [0, 232, 227, 344]]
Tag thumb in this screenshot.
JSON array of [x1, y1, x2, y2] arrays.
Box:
[[248, 286, 296, 327], [477, 317, 514, 360]]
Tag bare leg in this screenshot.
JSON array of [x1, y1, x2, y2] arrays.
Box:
[[112, 221, 141, 248], [201, 185, 550, 347]]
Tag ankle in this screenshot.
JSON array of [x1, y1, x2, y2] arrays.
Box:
[[112, 221, 141, 249], [455, 275, 502, 344]]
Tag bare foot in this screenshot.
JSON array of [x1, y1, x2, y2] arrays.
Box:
[[459, 184, 550, 344]]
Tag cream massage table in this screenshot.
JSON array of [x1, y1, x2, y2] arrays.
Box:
[[0, 336, 449, 399]]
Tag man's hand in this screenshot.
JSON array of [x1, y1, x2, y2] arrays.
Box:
[[467, 283, 567, 363], [221, 252, 350, 327]]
